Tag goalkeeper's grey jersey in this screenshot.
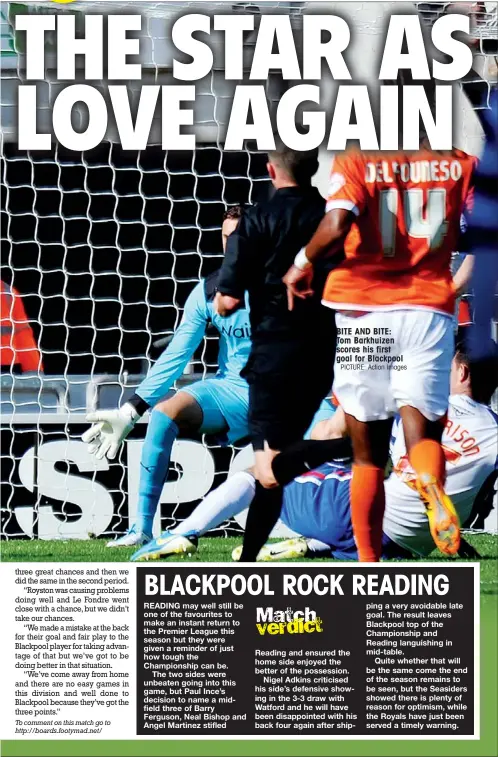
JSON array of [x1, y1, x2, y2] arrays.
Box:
[[136, 272, 251, 408]]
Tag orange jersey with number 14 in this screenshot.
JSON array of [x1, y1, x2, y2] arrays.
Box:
[[322, 148, 476, 315]]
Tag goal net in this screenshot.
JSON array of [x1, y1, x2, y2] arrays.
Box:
[[1, 0, 497, 542]]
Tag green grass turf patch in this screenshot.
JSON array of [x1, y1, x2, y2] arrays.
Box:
[[1, 533, 497, 592]]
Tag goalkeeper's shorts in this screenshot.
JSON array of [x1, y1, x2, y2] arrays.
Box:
[[182, 377, 249, 444]]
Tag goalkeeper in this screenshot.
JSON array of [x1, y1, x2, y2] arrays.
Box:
[[82, 206, 250, 548]]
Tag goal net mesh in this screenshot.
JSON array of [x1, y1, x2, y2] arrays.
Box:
[[1, 0, 497, 541]]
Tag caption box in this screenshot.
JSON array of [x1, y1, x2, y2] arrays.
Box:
[[136, 565, 477, 738]]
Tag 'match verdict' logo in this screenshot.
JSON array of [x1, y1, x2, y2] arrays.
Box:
[[255, 606, 323, 636]]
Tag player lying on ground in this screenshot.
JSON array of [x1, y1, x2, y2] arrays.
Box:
[[128, 393, 339, 561], [131, 348, 497, 562], [82, 207, 252, 548], [284, 80, 476, 561]]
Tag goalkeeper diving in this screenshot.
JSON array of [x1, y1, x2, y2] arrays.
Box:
[[82, 206, 251, 547]]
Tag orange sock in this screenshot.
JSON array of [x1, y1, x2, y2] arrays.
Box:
[[409, 439, 446, 485], [350, 464, 385, 562]]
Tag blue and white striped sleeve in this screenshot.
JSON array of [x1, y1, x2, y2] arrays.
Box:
[[135, 282, 209, 408]]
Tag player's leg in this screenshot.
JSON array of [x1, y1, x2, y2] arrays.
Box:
[[172, 471, 256, 537], [131, 471, 257, 562], [400, 406, 459, 555], [240, 316, 337, 562], [135, 392, 205, 535], [240, 447, 285, 562], [240, 370, 333, 561], [399, 404, 460, 555], [112, 378, 235, 547], [128, 379, 249, 556], [346, 415, 393, 562], [239, 374, 293, 561], [236, 459, 356, 563], [235, 462, 317, 563], [394, 311, 459, 555], [236, 464, 412, 562], [332, 311, 395, 562], [108, 390, 206, 547]]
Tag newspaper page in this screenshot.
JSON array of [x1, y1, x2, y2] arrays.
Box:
[[1, 2, 497, 757]]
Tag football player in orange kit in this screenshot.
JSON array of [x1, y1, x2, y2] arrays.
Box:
[[284, 143, 475, 562]]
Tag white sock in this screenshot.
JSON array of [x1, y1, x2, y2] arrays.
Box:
[[306, 538, 332, 556], [171, 471, 256, 537]]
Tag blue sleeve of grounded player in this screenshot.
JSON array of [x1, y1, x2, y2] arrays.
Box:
[[135, 282, 208, 408]]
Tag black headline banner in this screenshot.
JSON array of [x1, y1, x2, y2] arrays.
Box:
[[136, 564, 477, 738]]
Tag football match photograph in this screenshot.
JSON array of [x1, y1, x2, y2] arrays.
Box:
[[0, 1, 497, 754]]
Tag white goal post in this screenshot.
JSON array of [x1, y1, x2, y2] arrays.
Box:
[[1, 1, 497, 541]]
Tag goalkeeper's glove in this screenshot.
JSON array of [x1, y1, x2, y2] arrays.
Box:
[[82, 402, 140, 460]]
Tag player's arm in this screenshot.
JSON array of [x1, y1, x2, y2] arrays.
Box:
[[132, 283, 209, 409], [310, 406, 348, 441], [283, 154, 366, 310], [272, 436, 353, 487], [82, 282, 209, 458], [215, 210, 260, 316], [283, 209, 354, 310], [453, 254, 474, 297], [452, 193, 476, 296]]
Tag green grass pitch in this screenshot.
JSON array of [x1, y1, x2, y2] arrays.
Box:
[[1, 533, 497, 593]]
